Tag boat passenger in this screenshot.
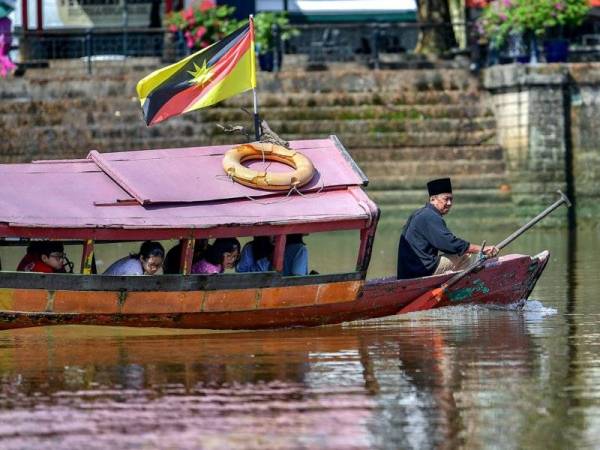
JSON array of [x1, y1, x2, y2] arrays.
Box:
[[19, 241, 68, 274], [191, 238, 240, 274], [163, 239, 208, 274], [283, 234, 309, 276], [397, 177, 498, 279], [104, 241, 165, 276], [16, 241, 45, 272], [236, 236, 273, 273]]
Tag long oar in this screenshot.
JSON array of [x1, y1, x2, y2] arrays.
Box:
[[397, 190, 572, 315]]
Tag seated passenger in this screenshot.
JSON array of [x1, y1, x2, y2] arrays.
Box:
[[104, 241, 165, 276], [163, 239, 208, 274], [19, 241, 68, 273], [191, 238, 240, 274], [283, 234, 308, 276], [16, 241, 44, 272], [236, 236, 273, 273]]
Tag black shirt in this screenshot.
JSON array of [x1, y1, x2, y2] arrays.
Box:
[[397, 203, 470, 279]]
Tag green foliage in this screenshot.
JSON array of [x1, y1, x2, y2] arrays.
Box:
[[480, 0, 590, 46], [253, 12, 299, 54]]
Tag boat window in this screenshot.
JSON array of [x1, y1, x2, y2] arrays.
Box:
[[303, 230, 361, 275]]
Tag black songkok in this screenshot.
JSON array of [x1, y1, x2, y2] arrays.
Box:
[[427, 178, 452, 196]]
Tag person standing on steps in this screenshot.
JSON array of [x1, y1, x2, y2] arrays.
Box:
[[397, 177, 498, 279]]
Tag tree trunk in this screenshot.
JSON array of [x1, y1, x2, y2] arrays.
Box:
[[414, 0, 458, 56]]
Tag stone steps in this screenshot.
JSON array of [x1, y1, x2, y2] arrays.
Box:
[[360, 159, 505, 178], [368, 174, 509, 191], [368, 188, 512, 206], [0, 104, 494, 129], [348, 145, 504, 162], [0, 130, 495, 156]]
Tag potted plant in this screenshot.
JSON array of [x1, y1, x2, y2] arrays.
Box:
[[253, 12, 298, 72], [480, 0, 590, 63], [165, 0, 241, 54]]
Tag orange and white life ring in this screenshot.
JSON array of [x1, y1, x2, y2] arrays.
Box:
[[222, 142, 315, 191]]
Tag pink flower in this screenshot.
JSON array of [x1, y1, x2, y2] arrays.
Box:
[[183, 7, 194, 21], [200, 0, 216, 11], [499, 13, 508, 21], [195, 26, 207, 39], [554, 2, 565, 10], [168, 24, 178, 33], [502, 0, 512, 7], [184, 31, 196, 48]]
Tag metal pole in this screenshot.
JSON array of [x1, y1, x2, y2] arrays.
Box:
[[86, 30, 92, 75], [253, 88, 260, 141]]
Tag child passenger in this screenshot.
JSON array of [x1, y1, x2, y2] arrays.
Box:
[[18, 241, 68, 273], [104, 241, 164, 276], [192, 238, 240, 274]]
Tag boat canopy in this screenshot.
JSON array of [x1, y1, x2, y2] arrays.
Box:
[[0, 136, 378, 240]]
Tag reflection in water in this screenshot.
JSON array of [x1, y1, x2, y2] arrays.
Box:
[[0, 228, 599, 449], [0, 311, 537, 450]]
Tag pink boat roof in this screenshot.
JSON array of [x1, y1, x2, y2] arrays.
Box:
[[0, 136, 377, 238]]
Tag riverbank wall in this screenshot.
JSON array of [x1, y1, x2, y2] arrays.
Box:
[[0, 59, 598, 228]]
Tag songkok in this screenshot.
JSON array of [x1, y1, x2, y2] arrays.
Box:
[[427, 177, 452, 196]]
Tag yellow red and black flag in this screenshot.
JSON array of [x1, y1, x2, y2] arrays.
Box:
[[136, 20, 256, 126]]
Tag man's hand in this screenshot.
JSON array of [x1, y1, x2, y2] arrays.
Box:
[[482, 246, 499, 257]]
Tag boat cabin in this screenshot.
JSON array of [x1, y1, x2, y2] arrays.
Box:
[[0, 137, 380, 326]]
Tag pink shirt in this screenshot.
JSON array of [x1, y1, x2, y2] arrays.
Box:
[[191, 259, 222, 274]]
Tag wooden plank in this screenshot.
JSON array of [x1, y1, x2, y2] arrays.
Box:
[[0, 270, 364, 292], [121, 291, 203, 314], [259, 285, 319, 309], [202, 289, 258, 312], [272, 235, 286, 272], [330, 135, 369, 186], [179, 238, 194, 275], [0, 219, 368, 241], [80, 239, 94, 275]]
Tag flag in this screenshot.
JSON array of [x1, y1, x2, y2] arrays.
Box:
[[136, 20, 256, 126]]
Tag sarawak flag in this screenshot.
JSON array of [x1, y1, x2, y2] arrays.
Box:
[[137, 20, 256, 126]]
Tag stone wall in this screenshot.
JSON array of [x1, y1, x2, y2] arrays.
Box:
[[483, 63, 600, 226]]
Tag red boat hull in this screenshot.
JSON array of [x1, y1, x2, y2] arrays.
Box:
[[0, 252, 549, 330]]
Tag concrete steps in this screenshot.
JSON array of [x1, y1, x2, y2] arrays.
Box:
[[0, 59, 513, 222]]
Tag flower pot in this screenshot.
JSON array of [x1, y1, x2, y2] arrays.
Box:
[[258, 50, 283, 72], [544, 38, 569, 63]]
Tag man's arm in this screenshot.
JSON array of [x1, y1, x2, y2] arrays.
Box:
[[466, 243, 499, 257]]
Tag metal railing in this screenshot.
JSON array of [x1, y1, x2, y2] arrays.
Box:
[[13, 20, 600, 73]]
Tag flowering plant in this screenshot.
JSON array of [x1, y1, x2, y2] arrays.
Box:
[[480, 0, 590, 46], [165, 0, 241, 51], [253, 12, 298, 55]]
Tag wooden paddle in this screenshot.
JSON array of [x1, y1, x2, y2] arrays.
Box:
[[397, 190, 572, 314]]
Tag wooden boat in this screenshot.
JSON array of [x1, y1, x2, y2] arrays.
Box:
[[0, 136, 549, 330]]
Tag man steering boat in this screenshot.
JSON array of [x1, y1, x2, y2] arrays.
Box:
[[397, 177, 499, 279]]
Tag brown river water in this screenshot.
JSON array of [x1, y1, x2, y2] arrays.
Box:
[[0, 222, 598, 449]]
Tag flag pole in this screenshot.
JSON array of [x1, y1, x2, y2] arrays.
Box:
[[250, 15, 261, 141], [253, 88, 260, 141]]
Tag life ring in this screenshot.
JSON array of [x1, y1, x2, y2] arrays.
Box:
[[222, 142, 315, 191]]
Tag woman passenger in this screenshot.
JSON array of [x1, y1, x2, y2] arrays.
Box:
[[236, 236, 273, 273], [104, 241, 165, 276], [192, 238, 240, 274]]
